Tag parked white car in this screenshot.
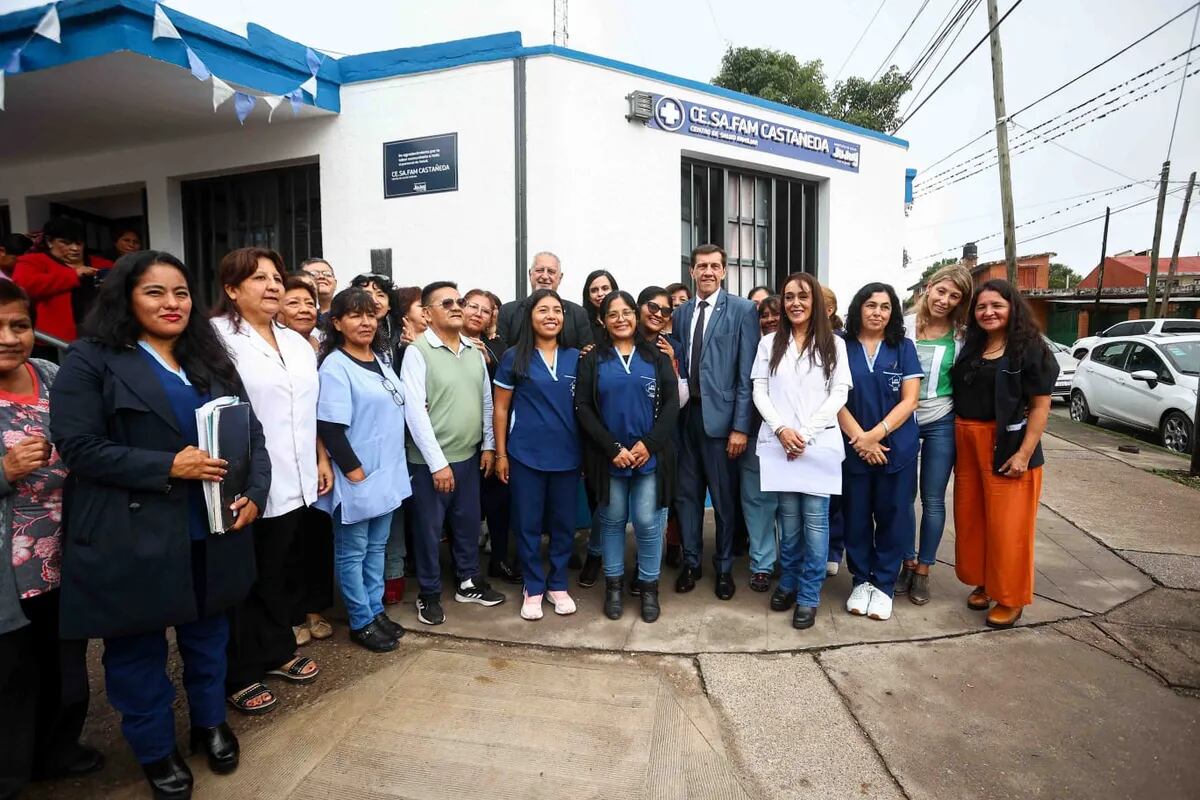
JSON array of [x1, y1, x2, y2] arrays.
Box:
[[1070, 317, 1200, 360], [1043, 336, 1079, 400], [1069, 333, 1199, 453]]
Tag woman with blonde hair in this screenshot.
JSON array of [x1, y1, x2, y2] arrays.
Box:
[[894, 262, 974, 605]]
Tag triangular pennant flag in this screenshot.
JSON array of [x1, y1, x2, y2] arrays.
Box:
[[185, 46, 210, 81], [263, 94, 284, 123], [33, 5, 61, 43], [0, 71, 6, 112], [4, 48, 21, 75], [305, 47, 321, 76], [288, 88, 303, 114], [152, 4, 182, 40], [211, 75, 235, 111], [300, 75, 317, 98], [233, 92, 256, 124]]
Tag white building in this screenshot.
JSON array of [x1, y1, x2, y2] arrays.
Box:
[[0, 0, 913, 307]]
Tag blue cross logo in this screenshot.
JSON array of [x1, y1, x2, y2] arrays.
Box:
[[654, 96, 684, 131]]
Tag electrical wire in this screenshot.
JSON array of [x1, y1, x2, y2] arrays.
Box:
[[869, 0, 933, 81], [892, 0, 1028, 132], [905, 0, 979, 84], [906, 181, 1142, 230], [833, 0, 888, 81], [1166, 3, 1200, 158], [899, 0, 981, 122], [904, 0, 969, 77]]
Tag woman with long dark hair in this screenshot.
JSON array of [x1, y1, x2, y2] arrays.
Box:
[[837, 282, 922, 623], [350, 274, 403, 365], [577, 291, 680, 622], [51, 251, 271, 798], [493, 289, 582, 621], [581, 270, 619, 337], [752, 274, 851, 629], [950, 279, 1057, 628], [315, 288, 412, 651]]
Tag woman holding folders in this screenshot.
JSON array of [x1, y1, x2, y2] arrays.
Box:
[[950, 279, 1057, 629], [576, 291, 680, 623], [316, 288, 413, 652], [493, 289, 582, 621], [837, 282, 922, 623], [50, 251, 271, 800]]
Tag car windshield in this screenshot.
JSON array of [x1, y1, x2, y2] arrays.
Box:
[[1160, 341, 1200, 375], [1042, 336, 1067, 353]]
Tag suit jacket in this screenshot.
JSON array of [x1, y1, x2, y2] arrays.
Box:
[[50, 339, 272, 639], [672, 290, 759, 438], [497, 297, 594, 350]]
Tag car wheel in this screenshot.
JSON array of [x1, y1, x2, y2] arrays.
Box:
[[1070, 390, 1097, 424], [1161, 411, 1193, 454]]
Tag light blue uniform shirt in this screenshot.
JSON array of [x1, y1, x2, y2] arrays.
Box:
[[315, 349, 412, 524]]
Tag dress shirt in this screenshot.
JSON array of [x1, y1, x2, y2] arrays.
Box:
[[687, 287, 723, 355]]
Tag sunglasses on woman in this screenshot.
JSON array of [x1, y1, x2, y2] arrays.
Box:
[[351, 273, 393, 289], [642, 301, 672, 319]]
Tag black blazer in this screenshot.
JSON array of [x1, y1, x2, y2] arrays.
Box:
[[497, 297, 595, 350], [574, 345, 679, 509], [50, 339, 271, 640]]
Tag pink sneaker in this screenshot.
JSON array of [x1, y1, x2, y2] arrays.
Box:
[[521, 591, 544, 621], [547, 590, 577, 616]]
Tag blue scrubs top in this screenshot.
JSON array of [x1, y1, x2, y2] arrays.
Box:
[[843, 337, 923, 475], [137, 343, 211, 541], [597, 349, 658, 477], [495, 346, 581, 472]]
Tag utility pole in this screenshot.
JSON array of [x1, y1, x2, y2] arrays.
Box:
[[986, 0, 1018, 285], [1090, 207, 1110, 336], [1145, 160, 1171, 318], [553, 0, 569, 46], [1159, 170, 1195, 318]]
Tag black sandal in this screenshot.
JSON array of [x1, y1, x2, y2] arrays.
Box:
[[266, 656, 320, 684], [227, 683, 277, 716]]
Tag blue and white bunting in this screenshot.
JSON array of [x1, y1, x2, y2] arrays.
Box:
[[4, 48, 21, 75], [152, 4, 182, 40], [33, 5, 60, 44], [305, 47, 321, 77], [0, 71, 5, 112], [289, 87, 303, 114], [233, 91, 255, 124], [300, 74, 317, 98], [185, 46, 210, 81], [211, 75, 234, 110]]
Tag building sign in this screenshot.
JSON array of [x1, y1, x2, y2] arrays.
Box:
[[645, 94, 860, 173], [383, 133, 458, 198]]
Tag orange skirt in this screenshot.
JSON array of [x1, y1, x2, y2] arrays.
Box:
[[953, 418, 1043, 608]]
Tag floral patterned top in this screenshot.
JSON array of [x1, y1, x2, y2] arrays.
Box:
[[3, 362, 65, 599]]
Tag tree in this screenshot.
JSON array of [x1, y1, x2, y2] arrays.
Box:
[[1048, 262, 1082, 289], [712, 47, 912, 133]]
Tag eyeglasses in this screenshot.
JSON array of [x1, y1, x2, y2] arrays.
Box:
[[643, 301, 671, 319], [424, 297, 467, 311], [605, 310, 637, 322], [463, 301, 491, 315], [304, 269, 334, 279], [381, 377, 404, 407], [351, 273, 393, 288]]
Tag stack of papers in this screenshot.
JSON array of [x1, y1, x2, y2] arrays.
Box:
[[195, 396, 252, 534]]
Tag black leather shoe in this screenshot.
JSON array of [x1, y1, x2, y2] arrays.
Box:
[[33, 742, 105, 781], [374, 612, 406, 640], [579, 553, 602, 588], [792, 605, 817, 630], [675, 566, 698, 593], [664, 543, 682, 569], [770, 587, 796, 612], [350, 619, 398, 653], [715, 572, 735, 601], [640, 580, 660, 623], [604, 577, 623, 620], [142, 748, 193, 800], [488, 559, 523, 585], [628, 576, 642, 597], [895, 563, 915, 595], [749, 572, 771, 593], [190, 722, 239, 775]]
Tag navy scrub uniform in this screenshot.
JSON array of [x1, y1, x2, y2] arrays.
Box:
[[495, 347, 582, 597], [841, 338, 923, 597]]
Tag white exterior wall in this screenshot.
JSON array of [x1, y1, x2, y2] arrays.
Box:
[[523, 56, 910, 307]]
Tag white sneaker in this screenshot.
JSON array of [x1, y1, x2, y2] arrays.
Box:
[[520, 591, 544, 621], [826, 561, 840, 576], [547, 590, 577, 616], [867, 589, 893, 621], [846, 583, 873, 615]]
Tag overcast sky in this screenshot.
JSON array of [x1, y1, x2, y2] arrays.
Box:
[[13, 0, 1197, 288]]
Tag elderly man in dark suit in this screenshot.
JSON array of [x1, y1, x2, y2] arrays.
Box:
[[496, 251, 594, 350], [672, 244, 760, 600]]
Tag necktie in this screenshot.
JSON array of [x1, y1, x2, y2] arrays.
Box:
[[689, 299, 708, 397]]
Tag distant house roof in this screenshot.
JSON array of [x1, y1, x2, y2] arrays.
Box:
[[969, 252, 1056, 275], [1108, 255, 1200, 276]]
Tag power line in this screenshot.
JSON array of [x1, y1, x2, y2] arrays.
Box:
[[1167, 3, 1200, 158], [893, 0, 1028, 132], [833, 0, 888, 81], [904, 0, 968, 76], [906, 0, 979, 83], [870, 0, 932, 81], [911, 2, 1200, 169], [899, 0, 981, 122], [906, 181, 1142, 230]]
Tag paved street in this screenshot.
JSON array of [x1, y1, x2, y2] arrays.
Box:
[[28, 419, 1200, 799]]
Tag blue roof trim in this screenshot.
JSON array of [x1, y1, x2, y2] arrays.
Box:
[[339, 32, 524, 82], [0, 0, 340, 112], [905, 168, 917, 204]]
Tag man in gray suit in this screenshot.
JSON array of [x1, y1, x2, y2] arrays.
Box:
[[496, 251, 594, 349], [672, 244, 760, 600]]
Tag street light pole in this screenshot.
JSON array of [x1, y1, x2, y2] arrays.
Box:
[[1145, 160, 1171, 318], [986, 0, 1019, 285]]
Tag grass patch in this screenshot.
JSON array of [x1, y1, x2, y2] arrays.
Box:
[[1151, 468, 1200, 491]]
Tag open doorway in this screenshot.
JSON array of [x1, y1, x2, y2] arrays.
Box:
[[29, 183, 148, 263]]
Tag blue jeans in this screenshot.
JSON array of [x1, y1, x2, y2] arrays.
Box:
[[384, 504, 406, 580], [599, 471, 666, 582], [776, 492, 830, 608], [741, 454, 782, 574], [908, 413, 956, 565], [334, 511, 394, 630]]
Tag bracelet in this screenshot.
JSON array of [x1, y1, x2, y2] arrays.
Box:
[[495, 454, 508, 460], [881, 421, 891, 435]]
